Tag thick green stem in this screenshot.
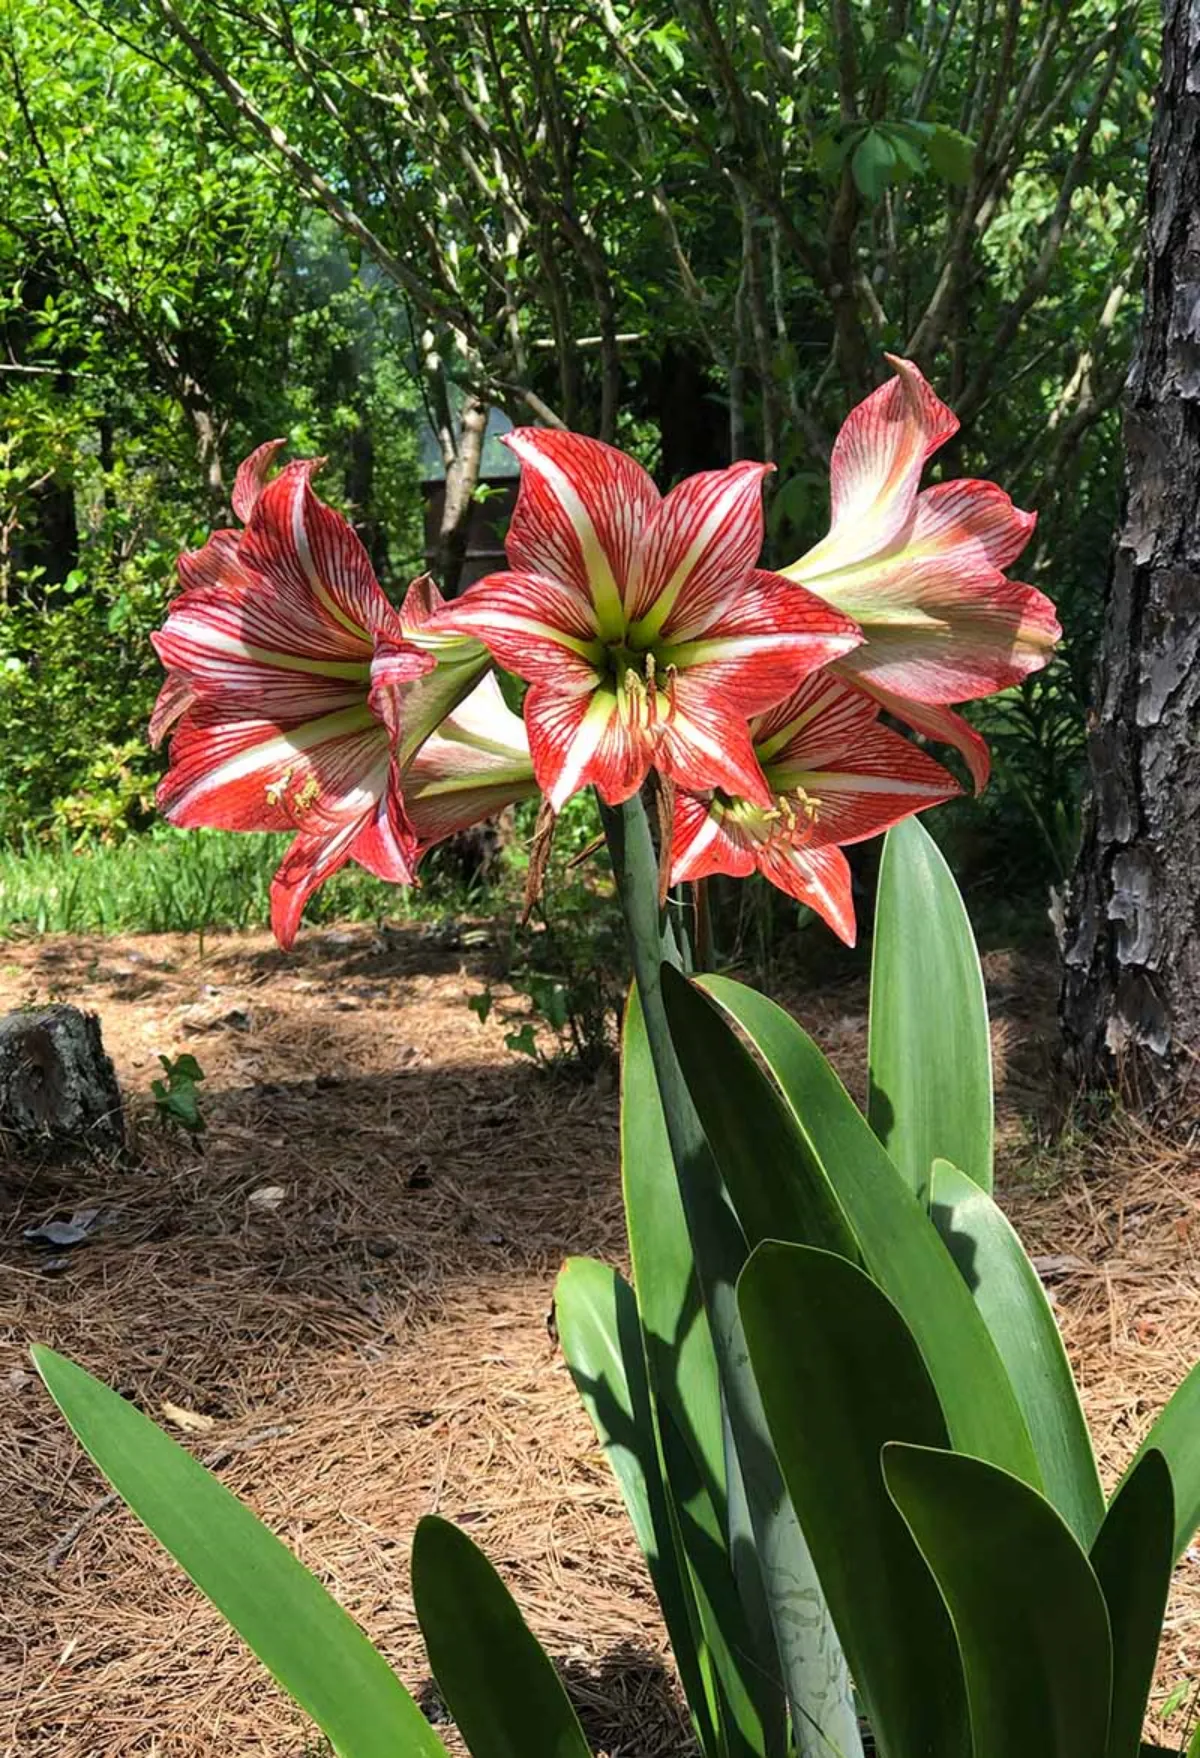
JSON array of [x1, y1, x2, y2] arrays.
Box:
[[600, 791, 862, 1758]]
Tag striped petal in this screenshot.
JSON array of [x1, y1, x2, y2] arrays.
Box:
[[502, 429, 660, 639], [671, 793, 858, 944], [157, 704, 388, 834], [430, 570, 603, 689], [850, 677, 993, 792], [662, 569, 862, 718], [756, 675, 962, 847], [403, 673, 537, 847], [238, 460, 408, 654], [149, 670, 195, 747], [269, 815, 369, 951], [346, 773, 420, 883], [792, 478, 1054, 704], [626, 462, 772, 638], [524, 686, 652, 811], [794, 356, 958, 577], [232, 438, 288, 523], [654, 678, 774, 805]]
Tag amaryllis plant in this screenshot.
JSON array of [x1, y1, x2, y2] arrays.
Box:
[[151, 356, 1057, 950], [42, 360, 1200, 1758]]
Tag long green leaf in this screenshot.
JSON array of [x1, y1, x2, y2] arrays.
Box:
[[885, 1443, 1112, 1758], [869, 817, 993, 1196], [411, 1515, 591, 1758], [554, 1255, 719, 1754], [1090, 1451, 1175, 1758], [622, 987, 793, 1758], [606, 795, 858, 1758], [687, 974, 1039, 1488], [930, 1157, 1104, 1546], [660, 967, 858, 1265], [32, 1345, 446, 1758], [739, 1243, 969, 1758], [1126, 1359, 1200, 1560]]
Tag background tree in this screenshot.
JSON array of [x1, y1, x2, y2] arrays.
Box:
[[1060, 0, 1200, 1097]]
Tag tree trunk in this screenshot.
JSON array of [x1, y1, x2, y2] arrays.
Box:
[[1060, 0, 1200, 1099], [436, 392, 488, 597]]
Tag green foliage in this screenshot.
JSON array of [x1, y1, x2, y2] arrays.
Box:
[[0, 0, 1156, 894], [151, 1051, 207, 1135], [0, 826, 478, 938], [869, 817, 994, 1198], [34, 1347, 593, 1758], [559, 800, 1200, 1758]]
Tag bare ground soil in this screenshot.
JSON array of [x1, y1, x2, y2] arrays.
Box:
[[1, 923, 1199, 1755]]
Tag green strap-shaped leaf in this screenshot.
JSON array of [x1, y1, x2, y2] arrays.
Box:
[[885, 1443, 1113, 1758], [869, 817, 994, 1197], [659, 967, 858, 1265], [930, 1158, 1104, 1547], [684, 973, 1040, 1489], [1125, 1359, 1200, 1560], [32, 1346, 446, 1758], [554, 1256, 721, 1756], [607, 798, 858, 1758], [1090, 1451, 1175, 1758], [410, 1515, 591, 1758], [622, 988, 793, 1758], [739, 1243, 969, 1758]]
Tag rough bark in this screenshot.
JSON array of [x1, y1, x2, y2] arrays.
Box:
[[0, 1006, 125, 1159], [1060, 0, 1200, 1098]]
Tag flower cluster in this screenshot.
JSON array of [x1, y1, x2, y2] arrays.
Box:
[[152, 359, 1058, 946]]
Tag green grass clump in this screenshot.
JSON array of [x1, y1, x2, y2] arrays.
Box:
[[0, 827, 479, 939]]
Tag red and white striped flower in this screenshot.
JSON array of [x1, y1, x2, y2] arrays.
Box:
[[430, 431, 862, 812], [782, 357, 1060, 789], [670, 672, 960, 944], [152, 442, 443, 949], [404, 670, 537, 852]]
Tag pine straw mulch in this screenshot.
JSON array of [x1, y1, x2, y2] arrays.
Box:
[[0, 923, 1198, 1756]]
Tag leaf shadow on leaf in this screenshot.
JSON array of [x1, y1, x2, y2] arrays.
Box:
[[928, 1199, 983, 1291]]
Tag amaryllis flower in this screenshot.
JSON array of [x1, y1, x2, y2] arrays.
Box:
[[670, 672, 960, 944], [781, 357, 1060, 789], [429, 431, 862, 812], [152, 442, 440, 949], [404, 670, 537, 851]]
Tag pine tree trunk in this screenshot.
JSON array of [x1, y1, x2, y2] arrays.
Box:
[[1060, 0, 1200, 1097]]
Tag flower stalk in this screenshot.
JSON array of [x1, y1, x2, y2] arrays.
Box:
[[599, 788, 862, 1758]]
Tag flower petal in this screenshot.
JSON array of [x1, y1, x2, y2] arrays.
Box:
[[232, 438, 288, 523], [750, 673, 961, 846], [503, 429, 660, 638], [851, 677, 993, 792], [662, 569, 862, 716], [755, 842, 857, 944], [627, 461, 772, 638], [157, 704, 387, 833], [790, 356, 957, 577], [430, 570, 602, 688], [346, 771, 420, 883], [149, 671, 195, 747], [791, 476, 1054, 704], [269, 815, 367, 950], [239, 460, 407, 652], [670, 790, 758, 883], [404, 677, 537, 848], [670, 792, 858, 944], [656, 678, 774, 806], [524, 685, 651, 810]]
